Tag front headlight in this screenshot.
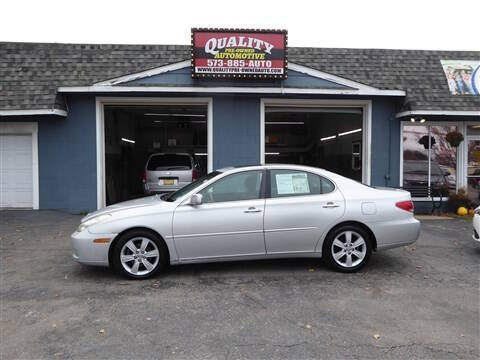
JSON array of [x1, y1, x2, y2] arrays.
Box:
[[77, 214, 112, 232]]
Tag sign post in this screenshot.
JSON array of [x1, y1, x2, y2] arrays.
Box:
[[191, 28, 288, 79]]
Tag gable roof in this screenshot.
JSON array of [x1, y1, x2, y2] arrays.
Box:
[[0, 41, 479, 113]]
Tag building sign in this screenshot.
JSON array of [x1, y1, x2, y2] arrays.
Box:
[[441, 60, 480, 95], [191, 28, 288, 79]]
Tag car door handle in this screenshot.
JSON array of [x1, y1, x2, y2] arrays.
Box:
[[323, 202, 340, 208], [244, 207, 262, 213]]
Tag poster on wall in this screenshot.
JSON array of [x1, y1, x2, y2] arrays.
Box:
[[441, 60, 480, 95], [191, 28, 288, 79]]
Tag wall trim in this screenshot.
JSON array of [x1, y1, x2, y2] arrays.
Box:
[[59, 85, 405, 97], [0, 122, 39, 209], [260, 98, 372, 185], [396, 110, 480, 118], [0, 109, 67, 117], [95, 96, 213, 209]]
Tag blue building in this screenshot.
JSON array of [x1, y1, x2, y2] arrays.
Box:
[[0, 42, 479, 213]]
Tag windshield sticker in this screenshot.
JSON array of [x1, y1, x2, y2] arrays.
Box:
[[276, 173, 310, 194]]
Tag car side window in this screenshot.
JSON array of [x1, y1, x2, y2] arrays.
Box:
[[198, 170, 263, 204], [270, 170, 335, 198]]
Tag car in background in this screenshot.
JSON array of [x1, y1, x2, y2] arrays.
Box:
[[72, 164, 421, 279], [142, 153, 201, 195], [403, 160, 453, 191], [472, 207, 480, 243]]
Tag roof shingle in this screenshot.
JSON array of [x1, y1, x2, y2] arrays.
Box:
[[1, 42, 479, 112]]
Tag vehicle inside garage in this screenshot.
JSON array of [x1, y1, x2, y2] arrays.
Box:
[[104, 104, 208, 205], [265, 107, 363, 181]]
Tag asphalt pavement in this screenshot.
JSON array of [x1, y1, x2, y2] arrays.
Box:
[[1, 210, 479, 359]]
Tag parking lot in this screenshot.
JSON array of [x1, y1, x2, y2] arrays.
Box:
[[1, 210, 479, 359]]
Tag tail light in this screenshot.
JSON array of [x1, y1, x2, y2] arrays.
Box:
[[192, 168, 201, 181], [141, 170, 146, 184], [396, 200, 414, 213]]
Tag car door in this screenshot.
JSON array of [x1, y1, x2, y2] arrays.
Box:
[[264, 169, 345, 254], [172, 170, 266, 260]]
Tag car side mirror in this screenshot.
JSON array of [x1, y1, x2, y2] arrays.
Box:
[[189, 193, 203, 206]]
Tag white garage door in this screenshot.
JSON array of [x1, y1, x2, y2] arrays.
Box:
[[0, 134, 33, 208]]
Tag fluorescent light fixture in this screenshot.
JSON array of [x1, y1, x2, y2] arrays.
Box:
[[121, 137, 135, 144], [338, 128, 362, 137], [154, 120, 206, 123], [194, 153, 208, 156], [472, 125, 480, 129], [266, 107, 362, 114], [265, 152, 280, 155], [145, 113, 205, 117], [320, 135, 336, 141], [265, 122, 305, 125]]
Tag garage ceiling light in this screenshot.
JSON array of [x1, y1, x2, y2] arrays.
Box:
[[265, 122, 305, 125], [154, 120, 206, 123], [338, 128, 362, 137], [195, 153, 208, 156], [144, 113, 206, 117], [266, 108, 362, 114], [320, 135, 337, 141], [265, 152, 280, 155], [121, 137, 135, 144]]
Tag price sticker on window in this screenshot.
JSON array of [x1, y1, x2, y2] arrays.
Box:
[[276, 173, 310, 195]]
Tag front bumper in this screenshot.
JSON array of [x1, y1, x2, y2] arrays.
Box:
[[472, 214, 480, 243], [70, 230, 117, 266]]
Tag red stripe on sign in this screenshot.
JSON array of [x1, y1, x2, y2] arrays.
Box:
[[195, 59, 285, 68], [194, 32, 285, 49]]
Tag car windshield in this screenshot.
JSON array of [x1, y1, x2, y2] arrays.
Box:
[[147, 154, 192, 171], [163, 171, 221, 202]]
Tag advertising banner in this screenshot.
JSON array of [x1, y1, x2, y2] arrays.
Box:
[[191, 28, 288, 79], [441, 60, 480, 95]]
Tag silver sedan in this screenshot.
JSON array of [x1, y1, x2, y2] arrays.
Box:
[[71, 165, 420, 279]]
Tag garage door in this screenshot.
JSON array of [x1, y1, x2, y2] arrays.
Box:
[[0, 134, 33, 208]]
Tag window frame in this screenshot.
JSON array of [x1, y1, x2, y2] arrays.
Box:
[[196, 169, 267, 205], [265, 169, 337, 199]]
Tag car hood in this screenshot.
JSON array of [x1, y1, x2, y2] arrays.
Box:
[[82, 196, 162, 222]]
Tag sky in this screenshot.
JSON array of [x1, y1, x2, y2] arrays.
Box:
[[1, 0, 479, 51]]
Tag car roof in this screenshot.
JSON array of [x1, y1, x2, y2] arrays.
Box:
[[217, 164, 326, 173]]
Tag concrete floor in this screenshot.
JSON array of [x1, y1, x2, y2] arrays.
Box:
[[1, 211, 479, 359]]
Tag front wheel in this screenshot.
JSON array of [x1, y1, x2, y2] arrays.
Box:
[[323, 225, 372, 272], [112, 230, 168, 279]]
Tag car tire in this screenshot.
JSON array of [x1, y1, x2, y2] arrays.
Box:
[[112, 229, 168, 280], [322, 225, 372, 273]]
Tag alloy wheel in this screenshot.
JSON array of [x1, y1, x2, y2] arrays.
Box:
[[120, 237, 160, 276], [331, 230, 367, 268]]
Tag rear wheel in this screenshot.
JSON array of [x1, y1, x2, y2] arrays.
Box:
[[323, 225, 372, 272], [112, 230, 168, 279]]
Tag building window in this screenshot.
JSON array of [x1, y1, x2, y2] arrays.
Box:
[[402, 125, 457, 197]]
